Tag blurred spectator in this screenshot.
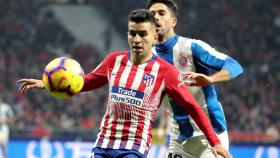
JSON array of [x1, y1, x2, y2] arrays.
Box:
[[0, 96, 14, 158]]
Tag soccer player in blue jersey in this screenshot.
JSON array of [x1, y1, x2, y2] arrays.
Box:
[[147, 0, 243, 157]]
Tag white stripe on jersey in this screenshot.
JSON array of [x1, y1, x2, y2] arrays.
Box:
[[113, 60, 133, 149], [100, 55, 125, 149], [139, 62, 160, 154], [148, 82, 166, 153], [100, 111, 114, 148], [125, 113, 138, 149], [131, 63, 147, 94], [125, 63, 147, 150], [109, 55, 125, 85], [153, 79, 165, 111], [118, 61, 132, 87], [146, 73, 165, 154], [142, 62, 160, 107], [139, 110, 152, 154]]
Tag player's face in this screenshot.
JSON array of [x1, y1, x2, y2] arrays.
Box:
[[128, 21, 157, 59], [149, 3, 176, 38]]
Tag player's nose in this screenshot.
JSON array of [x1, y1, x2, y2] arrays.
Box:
[[154, 12, 160, 20], [133, 34, 141, 43]]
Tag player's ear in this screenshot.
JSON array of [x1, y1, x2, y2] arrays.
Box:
[[153, 32, 158, 45], [171, 17, 177, 28], [154, 32, 158, 41]]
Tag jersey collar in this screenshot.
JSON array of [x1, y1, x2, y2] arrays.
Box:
[[127, 51, 157, 64], [155, 34, 179, 52]]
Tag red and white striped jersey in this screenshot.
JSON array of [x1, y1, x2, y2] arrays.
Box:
[[82, 51, 220, 157]]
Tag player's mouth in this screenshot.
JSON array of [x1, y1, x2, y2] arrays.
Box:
[[156, 23, 161, 31], [156, 22, 161, 27], [132, 46, 143, 52]]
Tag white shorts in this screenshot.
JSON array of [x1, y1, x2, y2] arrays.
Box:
[[166, 131, 229, 158]]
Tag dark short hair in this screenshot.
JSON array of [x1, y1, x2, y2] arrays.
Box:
[[147, 0, 178, 17], [128, 9, 157, 27]]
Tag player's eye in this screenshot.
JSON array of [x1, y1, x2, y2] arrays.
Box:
[[138, 32, 147, 37], [129, 31, 136, 37], [158, 11, 166, 16]]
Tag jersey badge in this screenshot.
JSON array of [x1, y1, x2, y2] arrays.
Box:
[[178, 53, 188, 68], [143, 74, 155, 87]]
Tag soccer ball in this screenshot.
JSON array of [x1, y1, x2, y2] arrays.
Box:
[[42, 57, 85, 99]]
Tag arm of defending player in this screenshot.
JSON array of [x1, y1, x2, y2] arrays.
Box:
[[191, 40, 243, 80], [163, 65, 220, 146], [17, 79, 45, 93], [81, 53, 113, 92]]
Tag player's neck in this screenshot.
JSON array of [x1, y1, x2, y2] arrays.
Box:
[[131, 52, 153, 65], [158, 30, 175, 44]]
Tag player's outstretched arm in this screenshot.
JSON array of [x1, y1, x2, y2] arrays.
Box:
[[17, 79, 44, 93], [212, 144, 232, 158]]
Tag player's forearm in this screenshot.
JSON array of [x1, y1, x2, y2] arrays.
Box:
[[210, 69, 231, 83], [81, 73, 108, 92], [81, 76, 98, 92]]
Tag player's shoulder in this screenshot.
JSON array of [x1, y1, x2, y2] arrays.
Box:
[[178, 35, 210, 46], [186, 37, 213, 51], [156, 55, 170, 65], [177, 36, 212, 50], [177, 35, 199, 44], [155, 55, 177, 71]]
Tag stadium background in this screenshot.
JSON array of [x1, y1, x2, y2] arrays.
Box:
[[0, 0, 279, 157]]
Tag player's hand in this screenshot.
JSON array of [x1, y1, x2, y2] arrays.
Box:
[[182, 72, 213, 87], [211, 144, 232, 158], [17, 79, 44, 93]]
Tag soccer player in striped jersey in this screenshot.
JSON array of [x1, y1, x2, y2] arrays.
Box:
[[17, 9, 231, 158], [147, 0, 243, 157]]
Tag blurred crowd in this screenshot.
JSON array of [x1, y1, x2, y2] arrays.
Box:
[[0, 0, 279, 142], [0, 0, 105, 140]]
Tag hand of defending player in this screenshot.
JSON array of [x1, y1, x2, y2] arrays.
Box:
[[17, 79, 44, 93], [211, 144, 232, 158], [182, 72, 213, 87]]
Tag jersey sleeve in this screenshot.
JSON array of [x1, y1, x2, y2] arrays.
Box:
[[163, 64, 220, 146], [191, 40, 243, 79], [81, 53, 113, 92]]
